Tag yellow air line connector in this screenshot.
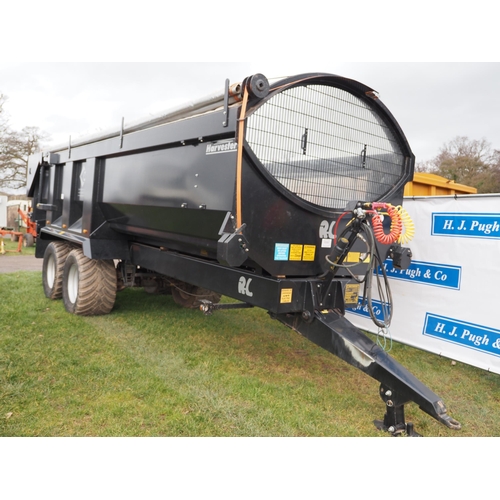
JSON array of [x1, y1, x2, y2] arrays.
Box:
[[395, 205, 415, 244]]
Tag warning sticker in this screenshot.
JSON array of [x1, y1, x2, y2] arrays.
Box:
[[274, 243, 316, 262], [302, 245, 316, 261], [280, 288, 293, 303], [274, 243, 290, 261], [346, 252, 360, 262], [289, 244, 303, 261], [344, 283, 360, 305], [346, 252, 370, 263]]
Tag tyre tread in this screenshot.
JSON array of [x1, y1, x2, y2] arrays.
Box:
[[42, 241, 72, 299], [63, 248, 117, 316]]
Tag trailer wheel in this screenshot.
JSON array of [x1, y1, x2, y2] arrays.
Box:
[[43, 241, 72, 299], [171, 283, 221, 309], [62, 248, 117, 316], [23, 233, 35, 247]]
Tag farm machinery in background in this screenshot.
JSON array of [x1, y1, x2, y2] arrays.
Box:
[[0, 207, 37, 253]]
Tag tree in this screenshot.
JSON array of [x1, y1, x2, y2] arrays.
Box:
[[426, 136, 500, 194], [487, 149, 500, 193], [415, 159, 434, 173], [0, 94, 49, 191], [0, 94, 8, 137]]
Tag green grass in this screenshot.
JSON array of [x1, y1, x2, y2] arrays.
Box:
[[1, 270, 500, 437], [0, 236, 36, 256]]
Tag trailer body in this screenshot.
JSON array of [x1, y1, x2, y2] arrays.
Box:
[[26, 72, 461, 435]]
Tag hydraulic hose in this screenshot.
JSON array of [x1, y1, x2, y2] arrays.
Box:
[[362, 222, 393, 328]]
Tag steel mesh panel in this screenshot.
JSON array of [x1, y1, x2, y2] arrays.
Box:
[[245, 84, 406, 209]]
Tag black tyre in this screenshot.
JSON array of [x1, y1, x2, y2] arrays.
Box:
[[62, 248, 117, 316], [42, 241, 72, 299], [171, 282, 221, 309], [23, 233, 35, 247]]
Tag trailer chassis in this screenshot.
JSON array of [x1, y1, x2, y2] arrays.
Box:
[[127, 242, 461, 436]]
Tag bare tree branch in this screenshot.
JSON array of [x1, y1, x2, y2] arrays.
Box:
[[428, 136, 500, 193], [0, 94, 49, 190]]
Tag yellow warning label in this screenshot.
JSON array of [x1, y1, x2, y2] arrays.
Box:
[[346, 252, 370, 263], [344, 283, 360, 305], [280, 288, 293, 303], [346, 252, 360, 262], [302, 245, 316, 261], [289, 244, 303, 261]]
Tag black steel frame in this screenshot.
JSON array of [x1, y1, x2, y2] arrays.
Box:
[[26, 73, 462, 435]]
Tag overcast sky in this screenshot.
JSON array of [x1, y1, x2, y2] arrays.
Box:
[[1, 62, 498, 164]]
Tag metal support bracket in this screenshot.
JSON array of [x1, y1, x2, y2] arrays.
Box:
[[119, 117, 125, 148], [275, 309, 461, 436], [223, 79, 229, 127], [217, 223, 250, 267], [120, 262, 137, 287], [199, 299, 254, 316], [373, 384, 421, 437]]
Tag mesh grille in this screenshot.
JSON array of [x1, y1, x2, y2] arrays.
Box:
[[245, 84, 406, 210]]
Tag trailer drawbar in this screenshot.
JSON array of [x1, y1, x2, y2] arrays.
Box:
[[26, 72, 461, 436]]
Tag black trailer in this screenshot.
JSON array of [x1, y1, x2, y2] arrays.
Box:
[[26, 72, 461, 435]]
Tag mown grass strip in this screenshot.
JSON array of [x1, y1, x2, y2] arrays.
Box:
[[1, 271, 500, 436]]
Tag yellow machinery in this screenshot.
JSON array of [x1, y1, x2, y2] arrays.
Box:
[[404, 173, 477, 197]]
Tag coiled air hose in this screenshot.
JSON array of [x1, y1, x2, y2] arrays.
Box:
[[395, 205, 415, 244], [370, 203, 403, 245], [325, 202, 415, 331]]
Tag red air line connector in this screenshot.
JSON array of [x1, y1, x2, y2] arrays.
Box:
[[367, 203, 403, 245], [334, 202, 411, 247]]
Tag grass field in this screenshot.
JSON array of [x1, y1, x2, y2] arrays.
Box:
[[1, 268, 500, 437], [0, 236, 36, 256]]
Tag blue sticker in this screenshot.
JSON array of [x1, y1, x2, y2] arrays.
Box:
[[274, 243, 290, 261], [423, 313, 500, 357], [432, 213, 500, 239]]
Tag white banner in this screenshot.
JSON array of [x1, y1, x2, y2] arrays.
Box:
[[346, 194, 500, 374]]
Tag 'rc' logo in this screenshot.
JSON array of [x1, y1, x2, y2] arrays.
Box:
[[238, 276, 253, 297], [319, 220, 335, 239]]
